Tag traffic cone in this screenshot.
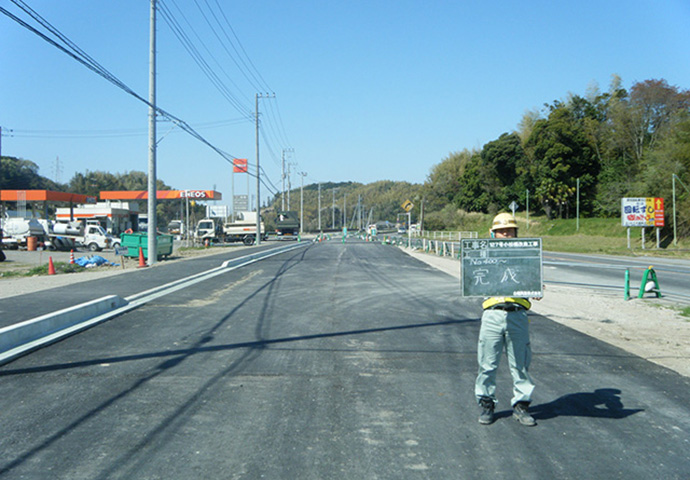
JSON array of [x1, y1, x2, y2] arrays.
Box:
[[137, 247, 147, 268], [48, 256, 56, 275], [69, 249, 75, 264]]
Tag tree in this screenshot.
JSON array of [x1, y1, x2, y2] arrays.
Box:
[[524, 103, 599, 218], [1, 156, 61, 190]]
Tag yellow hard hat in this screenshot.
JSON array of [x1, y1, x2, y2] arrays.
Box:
[[491, 213, 518, 231]]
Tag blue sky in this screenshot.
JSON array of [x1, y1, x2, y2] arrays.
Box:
[[1, 0, 689, 207]]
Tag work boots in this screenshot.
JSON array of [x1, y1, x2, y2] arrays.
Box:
[[513, 401, 537, 426], [478, 397, 495, 425]]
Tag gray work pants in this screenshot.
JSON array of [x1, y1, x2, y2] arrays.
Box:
[[475, 308, 534, 406]]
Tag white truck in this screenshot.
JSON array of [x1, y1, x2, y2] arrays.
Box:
[[48, 221, 113, 251], [1, 218, 112, 251], [222, 211, 267, 246], [194, 218, 223, 245], [1, 218, 46, 249]]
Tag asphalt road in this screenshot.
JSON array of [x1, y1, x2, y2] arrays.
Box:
[[543, 251, 690, 303], [1, 239, 689, 479], [0, 243, 285, 327]]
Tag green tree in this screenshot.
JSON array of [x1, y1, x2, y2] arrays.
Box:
[[524, 102, 599, 218], [1, 156, 61, 190]]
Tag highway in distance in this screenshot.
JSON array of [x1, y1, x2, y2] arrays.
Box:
[[1, 239, 689, 479]]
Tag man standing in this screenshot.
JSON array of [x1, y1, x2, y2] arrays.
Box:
[[475, 213, 537, 427]]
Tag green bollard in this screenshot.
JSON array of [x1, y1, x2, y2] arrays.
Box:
[[624, 268, 630, 301], [638, 266, 662, 299]]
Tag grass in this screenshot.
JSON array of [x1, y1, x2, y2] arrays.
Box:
[[436, 214, 690, 259], [0, 261, 86, 278], [680, 306, 690, 319]]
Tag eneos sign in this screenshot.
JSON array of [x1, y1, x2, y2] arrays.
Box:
[[181, 190, 208, 199], [621, 197, 664, 227]]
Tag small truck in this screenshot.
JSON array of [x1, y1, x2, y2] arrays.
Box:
[[223, 211, 267, 246], [1, 218, 112, 251], [274, 210, 300, 237], [49, 222, 113, 251]]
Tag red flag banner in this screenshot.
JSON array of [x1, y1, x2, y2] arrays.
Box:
[[233, 158, 248, 173]]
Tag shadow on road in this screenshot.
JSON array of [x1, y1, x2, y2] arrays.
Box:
[[495, 388, 643, 421]]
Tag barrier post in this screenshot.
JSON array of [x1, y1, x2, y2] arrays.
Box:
[[637, 266, 662, 299], [624, 268, 630, 300]]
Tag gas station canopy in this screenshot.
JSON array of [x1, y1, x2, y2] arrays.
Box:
[[0, 190, 97, 204], [100, 190, 222, 201]]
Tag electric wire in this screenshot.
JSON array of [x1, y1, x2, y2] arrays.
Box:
[[3, 2, 288, 200]]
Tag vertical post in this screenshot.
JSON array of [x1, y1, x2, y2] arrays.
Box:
[[332, 189, 336, 229], [185, 194, 190, 247], [299, 172, 305, 234], [230, 161, 235, 221], [281, 150, 286, 211], [526, 189, 530, 231], [318, 182, 322, 233], [656, 227, 660, 249], [407, 211, 412, 247], [575, 178, 580, 232], [641, 227, 645, 250], [255, 94, 261, 245], [147, 0, 158, 265], [624, 268, 630, 301], [627, 227, 631, 249], [672, 174, 677, 246]]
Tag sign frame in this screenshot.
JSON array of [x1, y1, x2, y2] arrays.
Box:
[[461, 237, 543, 298]]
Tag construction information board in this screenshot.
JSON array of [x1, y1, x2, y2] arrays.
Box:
[[621, 197, 665, 227], [461, 238, 543, 297]]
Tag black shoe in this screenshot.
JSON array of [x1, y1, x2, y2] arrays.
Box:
[[512, 401, 536, 426], [478, 397, 495, 425]]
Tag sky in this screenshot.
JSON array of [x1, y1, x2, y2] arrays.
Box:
[[1, 0, 689, 208]]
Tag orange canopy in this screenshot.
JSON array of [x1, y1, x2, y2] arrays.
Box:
[[0, 190, 97, 204], [100, 190, 222, 200]]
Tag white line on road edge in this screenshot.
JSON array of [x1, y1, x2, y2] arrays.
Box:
[[0, 242, 309, 366]]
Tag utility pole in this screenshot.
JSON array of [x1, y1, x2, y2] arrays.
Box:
[[332, 188, 338, 229], [255, 93, 274, 245], [287, 163, 291, 210], [281, 148, 293, 211], [147, 0, 158, 265], [281, 150, 286, 210], [318, 182, 322, 232], [299, 172, 306, 234]]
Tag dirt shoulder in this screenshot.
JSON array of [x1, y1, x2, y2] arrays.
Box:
[[403, 248, 690, 378]]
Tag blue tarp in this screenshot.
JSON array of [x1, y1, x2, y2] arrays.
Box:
[[74, 255, 120, 268]]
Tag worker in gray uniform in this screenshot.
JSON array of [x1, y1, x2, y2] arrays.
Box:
[[475, 213, 539, 426]]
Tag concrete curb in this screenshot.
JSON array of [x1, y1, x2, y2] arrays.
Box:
[[0, 295, 128, 365]]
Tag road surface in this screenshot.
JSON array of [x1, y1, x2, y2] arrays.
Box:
[[1, 239, 689, 479]]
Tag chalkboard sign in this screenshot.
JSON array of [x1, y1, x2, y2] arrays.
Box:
[[461, 238, 543, 297]]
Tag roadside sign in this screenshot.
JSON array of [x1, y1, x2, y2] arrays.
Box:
[[461, 238, 543, 297], [509, 201, 518, 215], [234, 195, 249, 211], [401, 200, 413, 212], [115, 246, 129, 256], [621, 197, 664, 227]]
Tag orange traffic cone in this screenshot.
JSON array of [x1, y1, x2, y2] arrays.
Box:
[[69, 249, 75, 264], [137, 247, 147, 268], [48, 256, 56, 275]]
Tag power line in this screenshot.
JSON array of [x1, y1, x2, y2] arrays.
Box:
[[1, 1, 245, 170]]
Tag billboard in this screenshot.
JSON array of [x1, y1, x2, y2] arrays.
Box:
[[621, 198, 664, 227]]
